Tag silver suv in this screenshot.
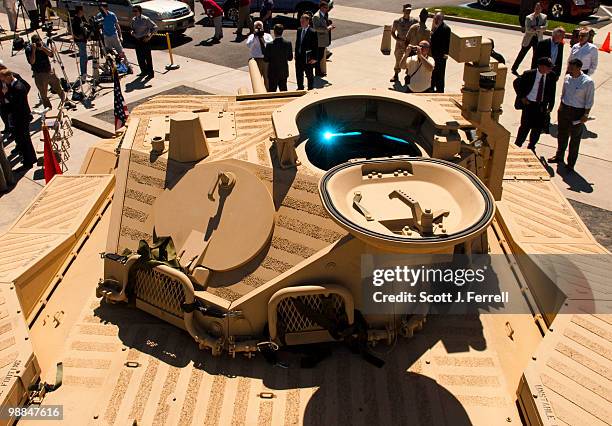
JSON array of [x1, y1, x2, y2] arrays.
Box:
[[54, 0, 195, 34]]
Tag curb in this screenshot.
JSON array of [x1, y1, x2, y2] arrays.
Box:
[[434, 13, 610, 38]]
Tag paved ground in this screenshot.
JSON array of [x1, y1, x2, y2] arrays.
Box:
[[0, 3, 611, 248], [169, 15, 377, 68]]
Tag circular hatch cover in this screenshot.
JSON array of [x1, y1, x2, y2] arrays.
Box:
[[319, 158, 495, 252], [155, 160, 275, 271]]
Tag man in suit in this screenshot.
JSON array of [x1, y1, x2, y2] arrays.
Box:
[[532, 27, 565, 75], [0, 69, 37, 170], [511, 2, 547, 76], [312, 1, 334, 77], [295, 14, 318, 91], [513, 57, 557, 150], [430, 12, 451, 93], [264, 24, 293, 92]]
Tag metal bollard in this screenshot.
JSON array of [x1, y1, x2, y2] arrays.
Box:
[[248, 58, 266, 94], [165, 33, 180, 70]]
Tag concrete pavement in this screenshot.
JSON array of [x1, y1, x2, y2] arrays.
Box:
[[1, 4, 611, 244]]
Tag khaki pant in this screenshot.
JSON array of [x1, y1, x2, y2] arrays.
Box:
[[34, 69, 65, 109], [394, 41, 407, 73], [254, 57, 268, 91], [3, 0, 17, 31], [320, 48, 327, 75], [236, 4, 253, 35]]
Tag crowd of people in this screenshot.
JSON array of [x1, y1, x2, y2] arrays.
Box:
[[390, 4, 451, 94], [0, 0, 605, 183], [242, 0, 335, 92], [510, 2, 598, 173]]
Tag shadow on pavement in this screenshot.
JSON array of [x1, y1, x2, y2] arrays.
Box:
[[557, 163, 594, 193]]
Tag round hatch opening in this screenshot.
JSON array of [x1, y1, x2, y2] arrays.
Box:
[[319, 158, 495, 252]]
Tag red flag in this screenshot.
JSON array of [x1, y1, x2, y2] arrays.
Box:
[[113, 65, 129, 131], [43, 124, 62, 183]]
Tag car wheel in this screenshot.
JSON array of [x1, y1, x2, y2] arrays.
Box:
[[549, 1, 568, 19], [224, 2, 240, 25], [477, 0, 495, 9]]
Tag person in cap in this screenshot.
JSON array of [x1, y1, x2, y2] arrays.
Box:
[[390, 4, 418, 83], [548, 58, 594, 172], [406, 8, 431, 47], [513, 57, 557, 150]]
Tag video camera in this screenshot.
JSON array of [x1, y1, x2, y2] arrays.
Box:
[[87, 15, 103, 41]]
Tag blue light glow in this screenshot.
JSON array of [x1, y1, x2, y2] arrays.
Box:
[[382, 134, 410, 144], [321, 130, 362, 142]]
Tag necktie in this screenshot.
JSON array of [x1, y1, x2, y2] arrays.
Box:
[[536, 76, 544, 103]]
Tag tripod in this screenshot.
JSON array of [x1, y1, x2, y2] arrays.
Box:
[[11, 0, 32, 56]]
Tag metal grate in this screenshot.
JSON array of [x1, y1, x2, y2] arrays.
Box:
[[277, 294, 346, 334], [133, 268, 186, 319]]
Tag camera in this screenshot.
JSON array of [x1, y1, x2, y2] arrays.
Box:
[[42, 21, 54, 37], [254, 28, 264, 37]]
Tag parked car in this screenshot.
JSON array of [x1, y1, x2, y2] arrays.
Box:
[[52, 0, 196, 34], [477, 0, 600, 20], [215, 0, 322, 24]]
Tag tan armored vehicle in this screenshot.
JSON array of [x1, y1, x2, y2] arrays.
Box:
[[1, 29, 610, 425]]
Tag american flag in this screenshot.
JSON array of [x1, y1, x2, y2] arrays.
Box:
[[113, 65, 129, 131]]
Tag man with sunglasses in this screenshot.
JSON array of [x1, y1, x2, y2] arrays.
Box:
[[131, 5, 157, 79], [402, 40, 434, 93], [568, 28, 598, 76]]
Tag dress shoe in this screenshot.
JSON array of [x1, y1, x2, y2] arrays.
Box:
[[14, 162, 34, 172], [527, 144, 536, 151], [511, 69, 519, 76], [547, 156, 562, 163], [390, 74, 398, 82], [514, 141, 523, 148]]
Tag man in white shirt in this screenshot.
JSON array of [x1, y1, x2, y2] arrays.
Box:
[[246, 20, 273, 90], [568, 28, 598, 75], [548, 58, 595, 172], [402, 40, 434, 93]]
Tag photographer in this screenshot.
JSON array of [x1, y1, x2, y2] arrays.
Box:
[[402, 40, 434, 93], [25, 34, 73, 110], [131, 5, 157, 79], [246, 20, 273, 90], [72, 6, 90, 82]]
